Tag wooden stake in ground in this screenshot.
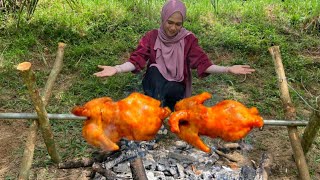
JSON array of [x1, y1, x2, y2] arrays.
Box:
[[18, 120, 38, 180], [269, 46, 310, 180], [18, 43, 66, 179], [42, 42, 66, 105], [17, 62, 61, 163], [301, 100, 320, 154]]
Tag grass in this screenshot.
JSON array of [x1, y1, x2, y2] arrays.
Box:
[[0, 0, 319, 178]]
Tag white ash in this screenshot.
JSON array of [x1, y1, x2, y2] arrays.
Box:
[[92, 137, 258, 180]]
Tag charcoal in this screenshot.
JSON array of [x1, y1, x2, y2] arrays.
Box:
[[156, 164, 166, 171], [146, 171, 155, 179], [174, 140, 188, 149], [168, 152, 196, 162], [165, 176, 175, 180], [163, 170, 172, 176], [112, 163, 130, 173], [202, 171, 214, 180], [186, 172, 199, 180], [103, 150, 138, 169], [144, 159, 156, 171], [213, 166, 240, 180], [94, 137, 256, 180], [239, 165, 256, 180], [169, 167, 177, 176], [176, 163, 185, 178], [153, 171, 166, 179]]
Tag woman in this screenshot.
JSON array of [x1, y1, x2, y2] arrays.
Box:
[[94, 0, 255, 110]]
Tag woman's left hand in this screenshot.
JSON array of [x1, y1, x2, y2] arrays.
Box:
[[228, 65, 255, 74]]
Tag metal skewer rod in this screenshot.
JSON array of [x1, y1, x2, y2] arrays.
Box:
[[0, 113, 308, 126], [0, 113, 87, 120]]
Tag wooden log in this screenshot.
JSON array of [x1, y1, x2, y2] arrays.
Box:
[[58, 151, 113, 169], [168, 151, 197, 162], [58, 157, 95, 169], [17, 62, 61, 163], [130, 157, 148, 180], [269, 46, 310, 180], [18, 43, 66, 180], [301, 100, 320, 154], [92, 162, 129, 180]]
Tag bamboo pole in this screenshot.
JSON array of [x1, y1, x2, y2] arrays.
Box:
[[269, 46, 310, 180], [301, 100, 320, 154], [18, 42, 66, 180]]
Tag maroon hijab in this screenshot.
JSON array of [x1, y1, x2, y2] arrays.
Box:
[[151, 0, 191, 83]]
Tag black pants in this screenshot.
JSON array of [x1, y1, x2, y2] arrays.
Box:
[[142, 66, 185, 111]]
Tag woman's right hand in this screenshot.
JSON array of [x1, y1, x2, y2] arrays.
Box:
[[93, 65, 117, 77]]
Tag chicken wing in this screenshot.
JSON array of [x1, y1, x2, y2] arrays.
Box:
[[72, 92, 171, 151], [168, 92, 264, 152]]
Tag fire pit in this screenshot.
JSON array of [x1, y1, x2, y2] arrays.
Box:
[[90, 128, 265, 180]]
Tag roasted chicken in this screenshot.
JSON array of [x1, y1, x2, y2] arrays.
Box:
[[72, 92, 171, 151], [168, 92, 264, 152]]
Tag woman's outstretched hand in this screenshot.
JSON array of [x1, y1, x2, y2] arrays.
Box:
[[93, 65, 117, 77], [228, 65, 255, 75]]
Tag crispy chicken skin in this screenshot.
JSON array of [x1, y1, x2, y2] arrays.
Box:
[[72, 92, 171, 151], [168, 92, 264, 152]]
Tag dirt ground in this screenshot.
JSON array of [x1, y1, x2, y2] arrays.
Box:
[[0, 118, 319, 180]]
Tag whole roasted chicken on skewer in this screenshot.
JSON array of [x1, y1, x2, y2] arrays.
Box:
[[168, 92, 264, 152], [72, 92, 171, 151]]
